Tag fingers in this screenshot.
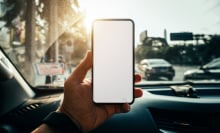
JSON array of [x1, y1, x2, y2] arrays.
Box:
[[121, 103, 130, 112], [134, 88, 143, 98], [111, 104, 130, 114], [70, 51, 92, 83], [135, 74, 141, 83], [113, 88, 143, 114], [134, 74, 143, 98], [104, 88, 143, 118]]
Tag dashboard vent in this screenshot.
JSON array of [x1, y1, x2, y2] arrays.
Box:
[[10, 103, 41, 117], [156, 117, 208, 133], [149, 108, 220, 133]]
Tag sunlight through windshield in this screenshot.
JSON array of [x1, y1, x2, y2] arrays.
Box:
[[0, 0, 220, 87]]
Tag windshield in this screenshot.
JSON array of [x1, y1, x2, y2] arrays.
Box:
[[148, 59, 170, 65], [0, 0, 220, 87]]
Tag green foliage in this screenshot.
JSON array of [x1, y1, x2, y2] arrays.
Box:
[[1, 0, 25, 26], [135, 35, 220, 65], [202, 36, 220, 62], [135, 45, 169, 63]]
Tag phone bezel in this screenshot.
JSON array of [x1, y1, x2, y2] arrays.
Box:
[[92, 19, 135, 104]]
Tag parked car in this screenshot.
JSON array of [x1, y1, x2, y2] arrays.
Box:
[[138, 59, 175, 80], [184, 58, 220, 80]]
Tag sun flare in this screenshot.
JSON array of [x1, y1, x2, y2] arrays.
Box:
[[79, 1, 101, 33], [83, 13, 96, 33], [79, 0, 115, 33]]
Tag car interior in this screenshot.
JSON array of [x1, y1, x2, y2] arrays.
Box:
[[1, 0, 220, 133]]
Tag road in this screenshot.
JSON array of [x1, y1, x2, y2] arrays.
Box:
[[34, 65, 198, 86], [86, 65, 198, 82], [34, 67, 92, 87], [173, 65, 198, 81], [139, 65, 199, 83]]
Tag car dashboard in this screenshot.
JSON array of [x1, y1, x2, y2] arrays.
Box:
[[1, 83, 220, 133], [91, 84, 220, 133]]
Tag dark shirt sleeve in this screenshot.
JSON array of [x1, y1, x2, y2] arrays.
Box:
[[42, 112, 82, 133]]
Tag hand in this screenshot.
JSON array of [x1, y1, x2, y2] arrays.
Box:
[[58, 51, 143, 132]]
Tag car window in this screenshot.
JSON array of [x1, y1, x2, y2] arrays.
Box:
[[0, 0, 220, 87], [148, 60, 169, 65], [206, 62, 220, 69]]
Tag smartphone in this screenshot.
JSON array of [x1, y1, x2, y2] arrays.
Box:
[[92, 19, 134, 103]]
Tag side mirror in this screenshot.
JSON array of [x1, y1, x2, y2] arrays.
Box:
[[0, 52, 14, 81]]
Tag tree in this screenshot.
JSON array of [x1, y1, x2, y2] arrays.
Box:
[[203, 35, 220, 62], [24, 0, 36, 84], [1, 0, 88, 85], [1, 0, 25, 26]]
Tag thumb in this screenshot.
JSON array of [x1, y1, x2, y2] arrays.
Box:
[[70, 51, 92, 83]]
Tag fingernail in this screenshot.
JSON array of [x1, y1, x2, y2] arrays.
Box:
[[127, 104, 130, 111]]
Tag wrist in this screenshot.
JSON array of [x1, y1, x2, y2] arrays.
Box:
[[56, 108, 83, 131], [42, 111, 82, 133], [58, 107, 94, 133]]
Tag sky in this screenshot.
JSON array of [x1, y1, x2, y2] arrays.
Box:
[[79, 0, 220, 43]]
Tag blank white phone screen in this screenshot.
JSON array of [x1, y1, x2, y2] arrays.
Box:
[[92, 19, 134, 103]]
